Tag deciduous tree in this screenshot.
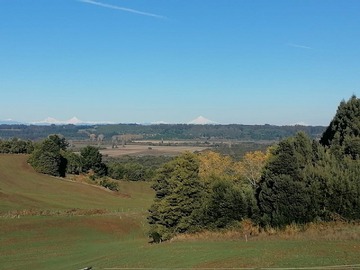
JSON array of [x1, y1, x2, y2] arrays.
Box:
[[235, 150, 269, 187], [198, 151, 235, 182]]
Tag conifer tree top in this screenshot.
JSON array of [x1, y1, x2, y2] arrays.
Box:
[[320, 95, 360, 147]]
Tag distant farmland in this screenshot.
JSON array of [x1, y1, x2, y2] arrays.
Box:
[[100, 144, 210, 157]]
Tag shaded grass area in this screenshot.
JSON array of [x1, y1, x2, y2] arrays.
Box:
[[1, 154, 360, 269]]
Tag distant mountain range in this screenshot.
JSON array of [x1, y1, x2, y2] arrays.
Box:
[[32, 117, 100, 125], [0, 117, 114, 126], [1, 116, 218, 126], [1, 116, 310, 126], [0, 119, 23, 125]]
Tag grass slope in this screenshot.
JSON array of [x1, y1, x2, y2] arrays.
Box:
[[1, 154, 360, 269], [0, 154, 153, 213]]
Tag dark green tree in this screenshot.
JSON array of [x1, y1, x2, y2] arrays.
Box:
[[264, 139, 300, 179], [315, 95, 360, 219], [80, 146, 107, 176], [197, 178, 248, 229], [0, 138, 34, 154], [305, 152, 360, 220], [320, 95, 360, 159], [344, 137, 360, 160], [48, 134, 68, 151], [256, 133, 317, 226], [63, 151, 84, 175], [108, 163, 126, 180], [258, 174, 312, 226], [148, 152, 204, 242], [28, 134, 67, 177]]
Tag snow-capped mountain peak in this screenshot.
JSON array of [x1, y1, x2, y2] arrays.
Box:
[[188, 116, 217, 125], [34, 117, 85, 125]]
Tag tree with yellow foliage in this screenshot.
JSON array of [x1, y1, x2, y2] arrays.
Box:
[[198, 151, 235, 182], [235, 150, 270, 187]]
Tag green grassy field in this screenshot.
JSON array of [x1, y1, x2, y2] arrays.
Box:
[[1, 154, 360, 270]]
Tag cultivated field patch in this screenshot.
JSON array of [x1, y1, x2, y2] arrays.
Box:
[[100, 144, 209, 157]]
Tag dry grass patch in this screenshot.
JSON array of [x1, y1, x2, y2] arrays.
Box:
[[172, 220, 360, 242]]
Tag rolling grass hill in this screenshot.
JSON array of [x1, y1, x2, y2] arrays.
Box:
[[0, 154, 153, 269], [0, 154, 153, 213], [1, 154, 360, 270]]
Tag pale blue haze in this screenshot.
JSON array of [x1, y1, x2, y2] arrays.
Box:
[[0, 0, 359, 125]]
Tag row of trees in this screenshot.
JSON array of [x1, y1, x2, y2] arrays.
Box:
[[26, 135, 172, 193], [148, 96, 360, 242], [28, 135, 107, 177], [0, 138, 34, 154], [107, 156, 173, 182], [27, 135, 172, 182]]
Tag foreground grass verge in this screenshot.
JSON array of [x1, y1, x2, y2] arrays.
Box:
[[1, 215, 360, 270]]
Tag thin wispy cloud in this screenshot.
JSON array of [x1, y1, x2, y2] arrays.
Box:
[[287, 43, 312, 50], [78, 0, 165, 19]]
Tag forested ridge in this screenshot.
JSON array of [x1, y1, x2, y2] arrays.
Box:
[[0, 122, 324, 141]]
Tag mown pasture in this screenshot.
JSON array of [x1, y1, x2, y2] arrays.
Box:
[[1, 154, 360, 270]]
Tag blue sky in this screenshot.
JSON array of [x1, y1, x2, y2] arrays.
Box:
[[1, 0, 359, 125]]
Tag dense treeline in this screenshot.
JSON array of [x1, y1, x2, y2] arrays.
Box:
[[27, 135, 171, 184], [93, 123, 323, 141], [93, 123, 325, 141], [0, 138, 34, 154], [148, 96, 360, 242], [0, 123, 325, 141], [107, 156, 173, 182], [258, 96, 360, 226], [0, 124, 92, 140], [28, 135, 107, 177]]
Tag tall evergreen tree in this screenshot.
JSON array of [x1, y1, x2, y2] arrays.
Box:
[[256, 133, 317, 226], [148, 152, 204, 242], [320, 95, 360, 159]]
